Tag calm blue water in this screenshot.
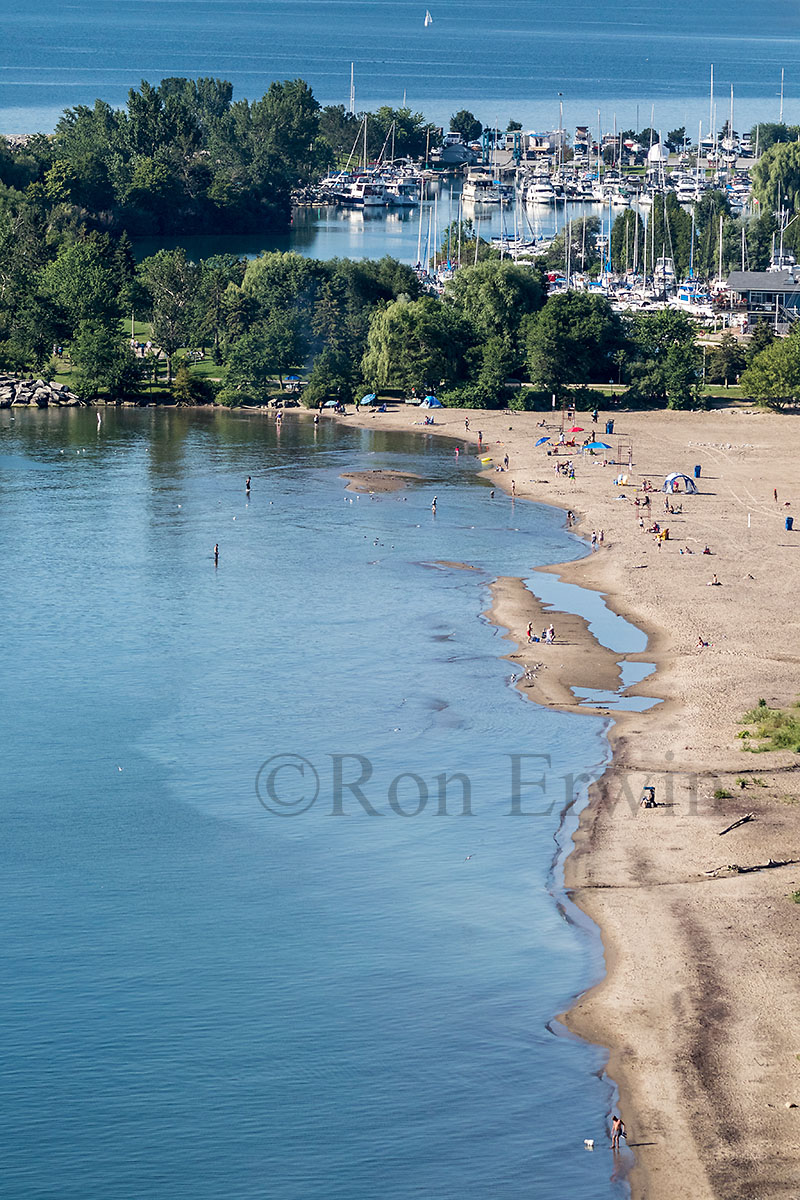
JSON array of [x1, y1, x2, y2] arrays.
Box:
[[2, 0, 798, 136], [133, 182, 588, 264], [0, 409, 634, 1198]]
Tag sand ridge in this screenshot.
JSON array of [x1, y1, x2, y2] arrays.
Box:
[[330, 402, 800, 1200]]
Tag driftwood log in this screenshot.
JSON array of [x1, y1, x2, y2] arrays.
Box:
[[718, 813, 755, 836], [703, 858, 797, 878]]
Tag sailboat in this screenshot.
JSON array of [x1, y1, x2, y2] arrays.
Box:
[[424, 9, 433, 26]]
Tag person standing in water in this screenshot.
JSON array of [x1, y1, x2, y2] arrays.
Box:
[[245, 476, 251, 493], [213, 543, 219, 565], [611, 1115, 626, 1150], [431, 496, 437, 512]]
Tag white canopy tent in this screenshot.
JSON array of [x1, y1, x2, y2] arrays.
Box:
[[662, 472, 698, 494]]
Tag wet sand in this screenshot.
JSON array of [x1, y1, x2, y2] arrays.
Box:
[[341, 468, 421, 492], [333, 402, 800, 1200]]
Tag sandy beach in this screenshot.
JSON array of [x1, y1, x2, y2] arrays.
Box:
[[333, 401, 800, 1199]]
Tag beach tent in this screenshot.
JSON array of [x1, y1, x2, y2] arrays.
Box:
[[420, 395, 443, 408], [662, 472, 698, 494], [359, 393, 378, 406]]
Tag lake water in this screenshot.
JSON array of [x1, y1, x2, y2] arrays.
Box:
[[0, 408, 636, 1198], [3, 0, 799, 137], [133, 182, 598, 265]]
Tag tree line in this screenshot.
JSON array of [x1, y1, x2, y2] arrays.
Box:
[[2, 191, 771, 411], [0, 77, 436, 237]]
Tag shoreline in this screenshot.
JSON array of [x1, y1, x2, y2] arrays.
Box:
[[330, 402, 800, 1199]]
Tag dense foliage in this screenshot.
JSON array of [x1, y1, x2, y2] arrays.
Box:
[[0, 78, 438, 238]]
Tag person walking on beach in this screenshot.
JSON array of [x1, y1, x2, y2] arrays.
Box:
[[511, 479, 516, 497], [526, 622, 534, 643], [774, 488, 778, 503], [503, 453, 509, 470], [477, 430, 483, 449], [591, 530, 597, 548], [464, 418, 470, 432], [611, 1116, 626, 1150]]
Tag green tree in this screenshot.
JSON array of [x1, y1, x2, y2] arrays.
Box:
[[752, 141, 800, 219], [361, 296, 475, 393], [449, 110, 482, 142], [138, 248, 197, 381], [525, 293, 624, 394], [304, 346, 356, 405], [38, 237, 122, 337], [227, 310, 306, 394], [193, 254, 246, 355], [708, 332, 746, 384], [746, 321, 775, 361], [748, 123, 800, 155], [627, 310, 702, 408], [666, 126, 687, 152], [740, 331, 800, 408], [540, 216, 601, 274], [445, 259, 545, 337], [649, 192, 692, 279], [71, 322, 141, 400], [610, 210, 645, 273], [371, 106, 435, 160]]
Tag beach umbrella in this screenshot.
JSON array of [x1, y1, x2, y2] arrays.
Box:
[[583, 440, 611, 450], [323, 399, 338, 407], [359, 393, 378, 406], [535, 436, 550, 446], [286, 375, 300, 381], [570, 425, 584, 432]]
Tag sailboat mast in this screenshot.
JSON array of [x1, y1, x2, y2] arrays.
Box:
[[780, 67, 785, 123], [349, 62, 355, 115]]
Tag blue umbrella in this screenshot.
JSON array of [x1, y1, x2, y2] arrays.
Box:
[[535, 436, 550, 446], [584, 440, 611, 450], [359, 393, 378, 406]]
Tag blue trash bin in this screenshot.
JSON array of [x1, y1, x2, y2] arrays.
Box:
[[694, 464, 701, 479], [786, 516, 794, 532], [605, 420, 614, 435]]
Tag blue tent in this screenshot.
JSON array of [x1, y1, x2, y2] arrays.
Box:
[[359, 393, 378, 406], [535, 436, 550, 446], [420, 395, 443, 408]]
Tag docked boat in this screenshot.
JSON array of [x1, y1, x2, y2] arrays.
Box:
[[340, 178, 387, 208], [462, 167, 502, 204]]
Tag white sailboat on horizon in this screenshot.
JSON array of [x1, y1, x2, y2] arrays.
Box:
[[424, 9, 433, 26]]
